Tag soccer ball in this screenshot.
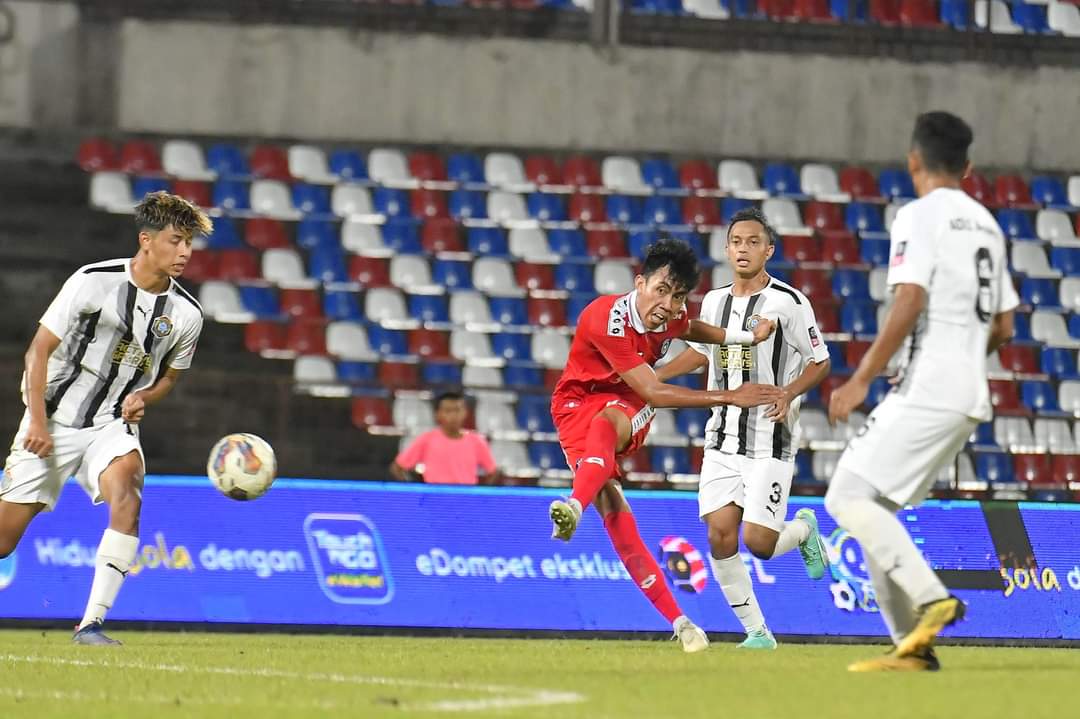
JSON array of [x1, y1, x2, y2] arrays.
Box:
[[207, 433, 277, 500]]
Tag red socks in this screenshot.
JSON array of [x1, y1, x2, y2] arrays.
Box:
[[603, 510, 683, 624], [569, 416, 619, 508]]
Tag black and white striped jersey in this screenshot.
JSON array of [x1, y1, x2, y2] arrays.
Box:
[[688, 277, 830, 461], [26, 258, 203, 429]]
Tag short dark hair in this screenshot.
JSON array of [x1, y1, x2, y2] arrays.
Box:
[[726, 206, 777, 246], [434, 391, 465, 410], [911, 111, 973, 175], [641, 237, 701, 293], [134, 191, 212, 238]]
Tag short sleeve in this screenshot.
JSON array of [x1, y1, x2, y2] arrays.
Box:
[[473, 434, 497, 473], [168, 315, 203, 370], [786, 294, 831, 364], [686, 290, 720, 357], [589, 307, 647, 375], [395, 433, 428, 470], [996, 250, 1021, 314], [886, 208, 935, 290], [39, 272, 92, 338]]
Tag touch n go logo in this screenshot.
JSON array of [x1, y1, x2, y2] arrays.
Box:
[[0, 552, 15, 591], [303, 513, 393, 605]]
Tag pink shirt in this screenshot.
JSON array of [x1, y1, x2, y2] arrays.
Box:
[[394, 429, 497, 485]]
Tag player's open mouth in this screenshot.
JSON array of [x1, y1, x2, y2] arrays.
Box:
[[651, 311, 667, 323]]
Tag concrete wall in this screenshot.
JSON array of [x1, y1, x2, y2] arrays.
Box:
[[0, 1, 79, 129]]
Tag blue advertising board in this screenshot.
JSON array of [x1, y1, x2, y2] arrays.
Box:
[[1, 477, 1079, 640]]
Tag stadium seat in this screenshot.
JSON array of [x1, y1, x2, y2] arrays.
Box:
[[681, 196, 721, 227], [563, 155, 602, 188], [1061, 277, 1080, 312], [962, 171, 998, 207], [448, 190, 485, 220], [161, 140, 213, 180], [763, 198, 807, 232], [1022, 380, 1060, 414], [132, 176, 171, 199], [524, 155, 563, 186], [241, 218, 286, 251], [363, 326, 405, 357], [822, 231, 861, 266], [719, 197, 754, 225], [644, 195, 681, 225], [679, 160, 718, 191], [940, 0, 970, 27], [237, 284, 280, 319], [430, 259, 471, 292], [119, 140, 161, 174], [364, 288, 409, 325], [256, 248, 301, 284], [861, 237, 891, 267], [595, 261, 635, 294], [527, 192, 566, 222], [447, 153, 485, 185], [995, 174, 1036, 209], [475, 398, 519, 437], [390, 255, 432, 290], [422, 219, 464, 254], [602, 156, 649, 193], [393, 397, 436, 433], [491, 333, 532, 361], [448, 291, 493, 325], [994, 416, 1035, 450], [1021, 277, 1061, 308], [409, 329, 452, 360], [485, 152, 527, 187], [799, 164, 842, 199], [1035, 417, 1075, 453], [900, 0, 942, 24], [529, 297, 568, 327], [292, 219, 334, 252], [323, 289, 363, 322], [288, 145, 335, 184], [408, 152, 447, 183], [90, 172, 135, 212], [517, 396, 556, 434], [368, 149, 412, 185], [566, 193, 604, 223], [650, 447, 691, 475], [846, 202, 885, 234], [172, 180, 211, 208], [1049, 0, 1080, 37], [606, 195, 644, 225], [1029, 175, 1070, 209], [532, 329, 571, 369], [869, 0, 902, 22], [409, 189, 448, 220], [999, 210, 1038, 241], [516, 262, 556, 291], [555, 263, 595, 293], [372, 188, 409, 220], [839, 167, 882, 201], [286, 319, 328, 355], [763, 163, 804, 198], [251, 145, 291, 181], [1042, 346, 1080, 380], [803, 201, 845, 232], [349, 256, 390, 289], [1012, 1, 1052, 33], [975, 452, 1015, 485], [878, 169, 915, 201], [641, 158, 680, 191], [329, 150, 368, 182], [473, 258, 520, 296], [832, 269, 871, 301], [352, 396, 393, 430], [377, 361, 419, 390], [294, 355, 336, 384], [408, 295, 449, 324], [1014, 312, 1033, 341], [326, 321, 378, 361], [78, 137, 118, 172], [205, 144, 248, 179], [248, 180, 297, 218], [999, 344, 1040, 374], [884, 203, 902, 231], [308, 247, 347, 283], [718, 160, 763, 197], [1012, 243, 1058, 277], [421, 361, 463, 388], [990, 379, 1026, 414], [841, 301, 878, 335], [1040, 211, 1079, 244], [547, 229, 588, 259], [341, 220, 385, 256], [1052, 454, 1080, 485], [244, 320, 287, 354], [791, 268, 832, 300], [782, 235, 823, 264], [487, 191, 528, 223], [529, 442, 567, 472], [467, 227, 509, 256], [585, 228, 627, 259], [277, 288, 320, 320]]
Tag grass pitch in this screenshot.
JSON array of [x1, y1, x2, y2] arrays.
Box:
[[0, 630, 1074, 718]]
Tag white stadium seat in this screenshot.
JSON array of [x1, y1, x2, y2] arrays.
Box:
[[393, 396, 435, 432], [718, 160, 763, 197], [1034, 418, 1073, 454], [1011, 243, 1059, 278], [249, 180, 299, 219], [326, 321, 378, 361], [1037, 210, 1079, 244], [472, 258, 520, 296], [508, 227, 552, 259], [261, 248, 306, 284], [197, 281, 251, 322], [800, 163, 842, 199], [1049, 0, 1080, 37], [484, 153, 528, 187], [532, 329, 571, 369], [975, 0, 1023, 33], [364, 288, 409, 324], [475, 398, 517, 435], [288, 145, 335, 184], [389, 255, 432, 289], [368, 148, 412, 185], [594, 260, 635, 295], [762, 198, 807, 233], [450, 330, 496, 362], [90, 172, 135, 213], [994, 416, 1035, 451], [602, 156, 649, 193], [449, 291, 494, 325], [331, 184, 374, 218], [162, 140, 215, 180], [341, 219, 386, 255], [487, 191, 529, 223], [684, 0, 730, 17], [293, 355, 336, 384], [462, 366, 503, 388]]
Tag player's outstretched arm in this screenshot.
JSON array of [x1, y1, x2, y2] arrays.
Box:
[[654, 348, 709, 383], [22, 325, 62, 458], [828, 283, 926, 425], [619, 364, 783, 409], [683, 317, 775, 346], [120, 367, 184, 424]]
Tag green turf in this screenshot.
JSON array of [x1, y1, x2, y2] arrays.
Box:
[[0, 630, 1074, 718]]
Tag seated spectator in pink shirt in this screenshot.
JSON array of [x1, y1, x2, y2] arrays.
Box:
[[390, 392, 501, 485]]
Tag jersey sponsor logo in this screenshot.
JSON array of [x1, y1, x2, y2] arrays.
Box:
[[151, 315, 174, 338], [808, 326, 821, 348], [111, 339, 153, 372], [891, 240, 907, 267], [304, 513, 394, 605], [714, 345, 754, 370]]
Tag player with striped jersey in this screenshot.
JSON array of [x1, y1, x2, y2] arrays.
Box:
[[657, 207, 831, 649], [0, 192, 211, 645]]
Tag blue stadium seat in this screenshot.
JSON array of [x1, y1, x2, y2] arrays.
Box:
[[606, 195, 644, 225], [328, 150, 368, 181], [212, 180, 249, 211], [1041, 347, 1080, 380], [567, 293, 597, 324], [651, 446, 691, 474], [827, 343, 848, 372], [841, 301, 878, 335], [1021, 380, 1060, 413], [367, 326, 408, 356], [206, 144, 249, 178], [676, 408, 710, 438], [1014, 313, 1033, 341], [1012, 1, 1051, 33], [556, 263, 595, 293], [373, 187, 409, 218], [631, 0, 683, 13], [450, 190, 487, 220], [132, 177, 171, 198], [833, 269, 871, 301], [939, 0, 968, 27], [338, 361, 377, 384], [830, 0, 868, 20], [1030, 176, 1070, 209], [547, 229, 588, 259], [324, 289, 363, 322], [504, 362, 543, 388], [668, 373, 703, 390], [867, 377, 892, 408], [971, 421, 998, 449], [467, 227, 508, 256], [644, 195, 681, 225], [763, 163, 803, 198], [1049, 247, 1080, 276], [861, 238, 891, 267], [997, 209, 1037, 241], [803, 384, 821, 407], [207, 216, 244, 250], [527, 193, 567, 222], [641, 159, 680, 190], [666, 229, 706, 260], [529, 442, 566, 471], [518, 396, 556, 434], [423, 361, 463, 386], [794, 452, 816, 483], [447, 153, 485, 184], [1020, 277, 1061, 308], [976, 452, 1014, 485], [489, 297, 528, 326], [409, 295, 449, 323], [878, 169, 916, 201], [769, 265, 790, 284], [720, 197, 755, 224], [238, 285, 280, 319], [382, 219, 423, 254], [492, 333, 532, 361], [628, 229, 660, 261], [433, 259, 472, 291], [292, 183, 331, 215], [309, 247, 348, 283], [296, 218, 337, 251], [845, 202, 885, 234], [729, 0, 757, 16]]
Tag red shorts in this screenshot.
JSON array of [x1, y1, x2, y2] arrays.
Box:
[[551, 393, 656, 473]]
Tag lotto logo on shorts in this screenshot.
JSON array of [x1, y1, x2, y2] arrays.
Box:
[[657, 536, 707, 594], [304, 513, 394, 605]]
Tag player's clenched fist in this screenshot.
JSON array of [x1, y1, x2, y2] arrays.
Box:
[[748, 315, 775, 345], [121, 392, 147, 424], [23, 419, 54, 458], [728, 383, 785, 408]]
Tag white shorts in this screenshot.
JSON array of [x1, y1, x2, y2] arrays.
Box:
[[698, 449, 795, 532], [1, 410, 145, 511], [835, 393, 976, 507]]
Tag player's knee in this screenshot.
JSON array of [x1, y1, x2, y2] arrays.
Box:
[[706, 524, 739, 558]]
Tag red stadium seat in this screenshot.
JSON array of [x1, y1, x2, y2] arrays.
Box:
[[994, 174, 1036, 209], [783, 236, 824, 264], [619, 450, 653, 475], [791, 268, 832, 300], [77, 138, 118, 172], [679, 160, 717, 191], [422, 218, 464, 254], [839, 167, 882, 201], [173, 180, 211, 208], [821, 230, 861, 266], [349, 256, 391, 287], [689, 446, 704, 474], [411, 189, 449, 220], [563, 155, 602, 188], [804, 202, 845, 231], [516, 262, 555, 291], [250, 145, 291, 181], [351, 396, 393, 429], [818, 374, 848, 407], [378, 361, 420, 390], [870, 0, 902, 23], [1052, 455, 1080, 485], [244, 320, 288, 354], [587, 229, 628, 259], [815, 299, 840, 333], [524, 155, 562, 186], [989, 379, 1026, 415], [1075, 213, 1080, 237], [280, 288, 322, 319], [900, 0, 942, 26], [845, 339, 872, 369], [998, 344, 1039, 374], [183, 251, 220, 283], [568, 193, 607, 223], [762, 0, 796, 18], [119, 140, 161, 174], [686, 297, 703, 319], [245, 218, 290, 250], [217, 249, 260, 281], [528, 297, 568, 327], [962, 172, 997, 208], [408, 329, 451, 360], [285, 319, 327, 355], [793, 0, 833, 19], [1014, 454, 1054, 487], [408, 152, 447, 182], [683, 196, 721, 226]]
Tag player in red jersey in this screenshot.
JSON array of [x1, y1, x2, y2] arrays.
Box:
[[548, 238, 782, 652]]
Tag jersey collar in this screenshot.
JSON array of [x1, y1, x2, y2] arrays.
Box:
[[126, 258, 175, 297], [625, 290, 668, 334]]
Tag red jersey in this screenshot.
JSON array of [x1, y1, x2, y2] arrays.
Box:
[[552, 291, 690, 406]]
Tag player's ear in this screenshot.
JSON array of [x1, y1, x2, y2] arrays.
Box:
[[633, 274, 646, 293], [961, 161, 973, 181], [907, 149, 921, 176]]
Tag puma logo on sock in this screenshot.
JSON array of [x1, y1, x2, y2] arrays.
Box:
[[730, 597, 752, 609], [106, 562, 129, 577]]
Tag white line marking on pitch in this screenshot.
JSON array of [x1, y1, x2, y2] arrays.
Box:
[[0, 654, 586, 713]]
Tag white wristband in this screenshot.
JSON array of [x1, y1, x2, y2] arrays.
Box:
[[725, 329, 754, 345]]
